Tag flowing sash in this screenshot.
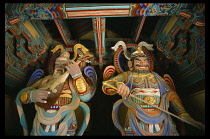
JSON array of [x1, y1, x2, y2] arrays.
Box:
[[16, 88, 33, 136], [112, 72, 176, 136], [16, 77, 90, 136]]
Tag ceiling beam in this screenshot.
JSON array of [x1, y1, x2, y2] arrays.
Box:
[[65, 4, 130, 18], [92, 17, 106, 70], [5, 3, 190, 21], [134, 16, 146, 43], [54, 19, 72, 46]]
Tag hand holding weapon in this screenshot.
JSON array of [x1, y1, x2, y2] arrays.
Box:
[[102, 81, 205, 131]]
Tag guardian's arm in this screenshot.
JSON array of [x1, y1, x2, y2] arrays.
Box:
[[19, 75, 51, 104], [19, 78, 43, 104], [72, 72, 92, 102], [66, 60, 92, 102], [102, 72, 128, 95], [165, 81, 205, 131]]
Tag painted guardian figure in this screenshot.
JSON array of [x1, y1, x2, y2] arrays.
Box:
[[16, 44, 96, 136], [102, 41, 204, 136]]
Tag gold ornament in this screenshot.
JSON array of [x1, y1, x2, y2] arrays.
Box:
[[143, 95, 156, 105], [20, 91, 30, 103], [75, 78, 87, 92]]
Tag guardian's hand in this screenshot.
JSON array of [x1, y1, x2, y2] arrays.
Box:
[[65, 60, 81, 77], [116, 83, 130, 98], [31, 88, 50, 103]]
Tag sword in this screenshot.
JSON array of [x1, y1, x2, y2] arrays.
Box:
[[102, 82, 205, 131]]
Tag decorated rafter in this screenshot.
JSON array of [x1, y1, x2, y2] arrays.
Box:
[[54, 19, 72, 46], [134, 16, 146, 43], [92, 17, 106, 70]]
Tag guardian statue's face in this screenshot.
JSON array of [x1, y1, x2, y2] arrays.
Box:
[[53, 57, 69, 77], [132, 57, 150, 73]]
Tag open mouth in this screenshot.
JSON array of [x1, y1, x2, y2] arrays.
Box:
[[56, 68, 64, 72], [136, 65, 148, 69], [139, 66, 148, 69]]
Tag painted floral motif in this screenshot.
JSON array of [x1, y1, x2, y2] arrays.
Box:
[[132, 3, 184, 16]]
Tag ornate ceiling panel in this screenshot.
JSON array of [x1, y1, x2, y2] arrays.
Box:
[[5, 3, 205, 97]]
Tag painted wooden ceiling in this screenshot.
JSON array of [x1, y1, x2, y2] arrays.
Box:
[[5, 3, 205, 98], [40, 16, 160, 41]]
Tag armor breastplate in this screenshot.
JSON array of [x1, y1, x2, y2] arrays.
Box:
[[131, 73, 160, 111]]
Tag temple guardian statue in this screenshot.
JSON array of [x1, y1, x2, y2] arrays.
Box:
[[102, 41, 204, 136], [16, 44, 97, 136]]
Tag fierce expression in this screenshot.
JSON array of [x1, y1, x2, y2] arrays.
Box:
[[133, 57, 150, 73]]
